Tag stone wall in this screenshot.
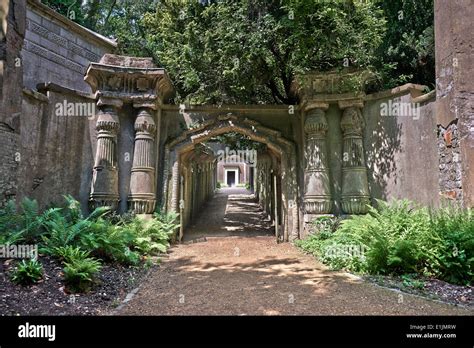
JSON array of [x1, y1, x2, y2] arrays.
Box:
[[363, 87, 441, 207], [0, 123, 20, 206], [0, 0, 471, 241], [0, 0, 26, 206], [434, 0, 474, 208], [438, 122, 463, 202], [0, 0, 115, 210], [22, 0, 116, 92], [18, 86, 95, 212]]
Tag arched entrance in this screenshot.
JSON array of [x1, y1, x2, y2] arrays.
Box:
[[161, 113, 299, 242]]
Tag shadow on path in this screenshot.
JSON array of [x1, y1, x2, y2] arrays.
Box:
[[183, 187, 274, 242]]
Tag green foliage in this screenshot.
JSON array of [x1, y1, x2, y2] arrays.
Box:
[[1, 196, 178, 292], [401, 274, 425, 290], [208, 133, 266, 152], [42, 0, 436, 101], [296, 200, 474, 285], [39, 203, 110, 254], [429, 206, 474, 285], [372, 0, 435, 90], [140, 0, 386, 104], [11, 259, 43, 285], [51, 245, 91, 263], [131, 211, 179, 254], [41, 0, 86, 24], [75, 218, 140, 265], [0, 198, 43, 244], [63, 256, 102, 293]]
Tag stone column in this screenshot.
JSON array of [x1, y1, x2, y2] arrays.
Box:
[[339, 103, 370, 214], [90, 98, 123, 210], [303, 104, 332, 214], [128, 104, 157, 214]]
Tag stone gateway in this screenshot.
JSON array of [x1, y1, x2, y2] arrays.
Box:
[[0, 0, 472, 242]]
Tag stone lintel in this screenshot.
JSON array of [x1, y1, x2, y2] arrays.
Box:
[[133, 100, 159, 111], [84, 58, 174, 102], [293, 70, 373, 102], [97, 96, 123, 109], [338, 99, 364, 110], [303, 101, 329, 112]]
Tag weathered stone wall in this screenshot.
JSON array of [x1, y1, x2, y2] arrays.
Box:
[[18, 87, 95, 211], [0, 0, 115, 210], [22, 0, 115, 93], [0, 0, 26, 206], [434, 0, 474, 208], [1, 0, 25, 128], [363, 88, 440, 207], [438, 122, 463, 202], [0, 123, 19, 206]]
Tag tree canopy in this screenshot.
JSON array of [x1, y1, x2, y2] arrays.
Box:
[[44, 0, 435, 105]]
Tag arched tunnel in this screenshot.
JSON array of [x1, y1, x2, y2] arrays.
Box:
[[176, 136, 283, 242]]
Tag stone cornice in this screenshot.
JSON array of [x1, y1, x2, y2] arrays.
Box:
[[84, 55, 174, 103], [338, 98, 365, 110], [27, 0, 117, 50]]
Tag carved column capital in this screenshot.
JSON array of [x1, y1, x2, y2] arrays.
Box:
[[340, 106, 365, 136], [304, 107, 329, 135], [134, 108, 157, 135]]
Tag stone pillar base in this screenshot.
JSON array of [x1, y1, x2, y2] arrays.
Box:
[[304, 197, 332, 215], [89, 193, 119, 211], [128, 194, 156, 214], [341, 196, 370, 214]]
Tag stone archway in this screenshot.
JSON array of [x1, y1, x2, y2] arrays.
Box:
[[161, 113, 299, 241]]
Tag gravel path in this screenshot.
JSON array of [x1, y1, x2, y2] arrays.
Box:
[[116, 189, 472, 315]]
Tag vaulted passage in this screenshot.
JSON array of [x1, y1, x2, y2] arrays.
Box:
[[183, 187, 274, 242], [163, 116, 298, 242], [176, 138, 283, 242]]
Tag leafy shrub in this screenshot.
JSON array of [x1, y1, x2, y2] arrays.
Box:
[[401, 274, 425, 290], [63, 256, 102, 293], [76, 218, 140, 265], [11, 259, 43, 285], [39, 199, 110, 255], [0, 198, 43, 244], [2, 196, 178, 269], [430, 206, 474, 284], [51, 245, 91, 263], [297, 200, 473, 285], [128, 212, 178, 256]]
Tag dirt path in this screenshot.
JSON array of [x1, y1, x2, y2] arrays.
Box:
[[116, 189, 472, 315], [183, 187, 274, 241]]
